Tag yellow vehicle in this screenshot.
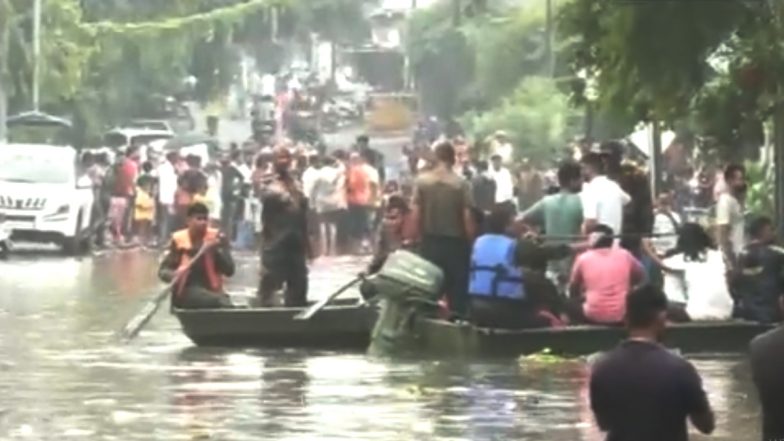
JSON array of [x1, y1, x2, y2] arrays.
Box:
[[364, 93, 419, 135]]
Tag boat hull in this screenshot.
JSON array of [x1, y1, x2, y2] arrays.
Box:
[[173, 301, 377, 349], [415, 319, 773, 357]]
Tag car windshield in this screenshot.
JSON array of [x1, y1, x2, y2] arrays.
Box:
[[128, 121, 169, 131], [0, 153, 73, 184], [7, 124, 71, 146]]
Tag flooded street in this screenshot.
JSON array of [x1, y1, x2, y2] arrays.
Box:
[[0, 250, 763, 440]]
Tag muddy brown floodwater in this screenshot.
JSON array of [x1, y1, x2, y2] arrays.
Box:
[[0, 249, 763, 440]]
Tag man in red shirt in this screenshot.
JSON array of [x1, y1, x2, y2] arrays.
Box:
[[110, 145, 140, 243]]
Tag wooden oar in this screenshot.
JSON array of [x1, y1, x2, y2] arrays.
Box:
[[293, 276, 362, 320], [119, 244, 209, 341]]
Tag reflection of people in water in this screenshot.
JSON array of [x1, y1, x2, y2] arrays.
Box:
[[258, 354, 310, 433], [169, 348, 235, 437]]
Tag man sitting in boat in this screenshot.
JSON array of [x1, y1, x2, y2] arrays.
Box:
[[158, 202, 235, 309], [661, 222, 734, 321], [568, 224, 645, 325], [468, 205, 570, 329], [737, 216, 784, 323], [366, 195, 417, 275]]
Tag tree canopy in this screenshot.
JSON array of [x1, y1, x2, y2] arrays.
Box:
[[1, 0, 372, 143], [559, 0, 784, 156]]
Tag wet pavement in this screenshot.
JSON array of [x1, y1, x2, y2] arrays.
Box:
[[0, 249, 764, 440]]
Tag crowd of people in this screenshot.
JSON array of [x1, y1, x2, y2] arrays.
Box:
[[80, 125, 784, 329]]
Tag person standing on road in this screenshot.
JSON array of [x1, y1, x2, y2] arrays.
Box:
[[470, 160, 496, 215], [412, 141, 476, 316], [590, 284, 715, 441], [157, 151, 180, 246], [488, 154, 515, 208], [219, 150, 245, 242], [256, 147, 312, 307], [716, 163, 747, 272], [580, 152, 630, 236], [600, 141, 654, 255], [346, 152, 379, 254]]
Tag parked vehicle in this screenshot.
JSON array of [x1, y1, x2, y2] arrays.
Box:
[[0, 214, 11, 259], [0, 145, 95, 255]]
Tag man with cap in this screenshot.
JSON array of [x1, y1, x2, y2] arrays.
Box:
[[599, 140, 654, 254], [256, 147, 312, 307]]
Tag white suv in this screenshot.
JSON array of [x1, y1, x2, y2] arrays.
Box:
[[0, 144, 94, 254]]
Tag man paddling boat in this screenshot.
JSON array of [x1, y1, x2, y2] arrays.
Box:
[[158, 202, 235, 309]]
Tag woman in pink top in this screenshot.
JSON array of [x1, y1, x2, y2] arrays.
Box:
[[569, 224, 645, 324]]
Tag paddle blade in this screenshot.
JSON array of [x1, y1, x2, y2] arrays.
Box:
[[294, 277, 360, 320], [120, 295, 164, 341]]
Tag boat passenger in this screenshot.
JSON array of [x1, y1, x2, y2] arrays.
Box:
[[412, 141, 476, 316], [590, 284, 715, 441], [366, 195, 416, 275], [256, 147, 312, 307], [158, 202, 235, 309], [518, 160, 584, 290], [662, 223, 734, 321], [568, 224, 645, 325], [750, 291, 784, 441], [737, 216, 784, 323], [468, 206, 567, 329]]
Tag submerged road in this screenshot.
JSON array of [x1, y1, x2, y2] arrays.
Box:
[[0, 249, 765, 440]]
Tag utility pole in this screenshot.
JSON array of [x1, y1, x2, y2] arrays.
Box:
[[32, 0, 41, 112], [0, 0, 8, 141], [650, 121, 663, 196]]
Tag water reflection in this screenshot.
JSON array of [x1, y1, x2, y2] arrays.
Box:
[[0, 250, 764, 440]]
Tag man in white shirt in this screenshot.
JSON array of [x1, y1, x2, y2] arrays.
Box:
[[488, 154, 515, 205], [716, 163, 747, 270], [580, 152, 631, 235], [651, 191, 681, 256], [157, 151, 180, 244]]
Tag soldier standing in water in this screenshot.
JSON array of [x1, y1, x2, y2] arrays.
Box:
[[256, 147, 312, 307]]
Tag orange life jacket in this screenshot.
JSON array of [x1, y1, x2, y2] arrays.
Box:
[[171, 228, 223, 297]]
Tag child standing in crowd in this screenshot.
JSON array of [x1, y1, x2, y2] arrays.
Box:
[[134, 175, 156, 247]]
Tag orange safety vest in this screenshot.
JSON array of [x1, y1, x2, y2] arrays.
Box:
[[171, 228, 223, 297]]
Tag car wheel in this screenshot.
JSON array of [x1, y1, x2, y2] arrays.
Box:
[[61, 212, 85, 256], [0, 243, 8, 260]]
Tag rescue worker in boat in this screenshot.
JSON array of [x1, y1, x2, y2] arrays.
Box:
[[468, 205, 573, 329], [256, 146, 312, 307], [359, 195, 417, 301], [737, 216, 784, 323], [158, 202, 235, 309]]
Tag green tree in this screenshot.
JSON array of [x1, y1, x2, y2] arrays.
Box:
[[559, 0, 784, 155], [461, 76, 581, 163]]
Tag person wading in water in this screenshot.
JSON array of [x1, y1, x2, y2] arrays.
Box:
[[158, 202, 235, 309], [256, 147, 312, 307], [590, 284, 715, 441]]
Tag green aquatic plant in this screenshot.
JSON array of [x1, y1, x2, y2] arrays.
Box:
[[518, 347, 574, 364]]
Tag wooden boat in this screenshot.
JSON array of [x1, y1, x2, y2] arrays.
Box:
[[173, 298, 377, 349], [410, 318, 774, 357]]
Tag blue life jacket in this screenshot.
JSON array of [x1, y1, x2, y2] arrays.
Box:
[[468, 234, 525, 300]]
